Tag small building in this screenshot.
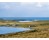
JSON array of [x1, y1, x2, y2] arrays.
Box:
[[29, 25, 36, 27]]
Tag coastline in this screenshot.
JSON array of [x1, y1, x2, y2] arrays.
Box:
[[0, 20, 49, 37]]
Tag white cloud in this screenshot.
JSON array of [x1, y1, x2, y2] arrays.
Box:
[[4, 5, 10, 9], [36, 2, 42, 7], [21, 2, 49, 7], [0, 2, 21, 10], [0, 2, 49, 10], [21, 2, 35, 5], [21, 2, 36, 6]]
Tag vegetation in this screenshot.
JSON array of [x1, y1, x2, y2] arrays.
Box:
[[0, 20, 49, 38]]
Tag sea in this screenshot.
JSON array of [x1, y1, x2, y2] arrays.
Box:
[[0, 17, 49, 21]]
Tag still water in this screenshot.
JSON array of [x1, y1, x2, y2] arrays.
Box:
[[0, 26, 31, 34]]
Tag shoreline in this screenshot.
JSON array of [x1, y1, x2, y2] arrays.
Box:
[[0, 20, 49, 38]]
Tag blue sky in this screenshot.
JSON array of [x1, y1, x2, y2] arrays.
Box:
[[0, 2, 49, 17]]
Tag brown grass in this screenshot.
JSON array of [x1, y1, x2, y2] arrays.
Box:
[[0, 20, 49, 38]]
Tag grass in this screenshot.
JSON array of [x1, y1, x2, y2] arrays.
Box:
[[0, 20, 49, 38], [0, 29, 49, 38]]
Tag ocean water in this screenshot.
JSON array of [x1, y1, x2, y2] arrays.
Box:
[[0, 27, 31, 34], [1, 17, 49, 21]]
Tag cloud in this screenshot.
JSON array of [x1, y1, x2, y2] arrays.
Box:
[[36, 2, 42, 7], [4, 5, 10, 9], [0, 2, 21, 10], [21, 2, 49, 8], [0, 2, 49, 17], [0, 2, 49, 10]]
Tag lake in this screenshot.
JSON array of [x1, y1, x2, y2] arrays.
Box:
[[0, 26, 31, 34]]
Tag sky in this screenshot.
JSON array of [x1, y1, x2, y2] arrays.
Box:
[[0, 2, 49, 17]]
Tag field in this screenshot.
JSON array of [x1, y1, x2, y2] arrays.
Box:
[[0, 20, 49, 38]]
